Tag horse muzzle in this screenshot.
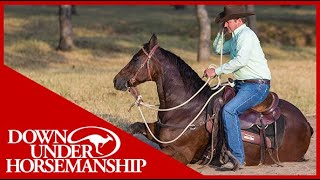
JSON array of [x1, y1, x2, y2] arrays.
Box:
[[113, 77, 129, 91]]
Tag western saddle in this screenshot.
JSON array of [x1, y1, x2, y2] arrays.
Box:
[[204, 82, 283, 166]]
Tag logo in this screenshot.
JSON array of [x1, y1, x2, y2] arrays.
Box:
[[67, 126, 121, 158], [6, 126, 147, 173]]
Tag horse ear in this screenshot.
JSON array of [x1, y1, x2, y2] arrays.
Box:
[[149, 33, 158, 49]]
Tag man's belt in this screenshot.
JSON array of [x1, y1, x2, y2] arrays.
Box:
[[237, 79, 270, 85]]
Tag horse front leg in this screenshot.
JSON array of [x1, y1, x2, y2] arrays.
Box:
[[128, 122, 161, 150], [128, 122, 158, 141], [158, 124, 210, 165], [161, 145, 190, 164]]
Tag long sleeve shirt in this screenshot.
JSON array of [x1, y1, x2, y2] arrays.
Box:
[[213, 24, 271, 80]]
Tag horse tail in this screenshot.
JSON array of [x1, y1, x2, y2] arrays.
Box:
[[308, 121, 314, 137], [304, 114, 314, 137]]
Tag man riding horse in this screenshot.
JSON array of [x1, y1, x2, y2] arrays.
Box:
[[113, 6, 313, 172], [204, 5, 272, 170]]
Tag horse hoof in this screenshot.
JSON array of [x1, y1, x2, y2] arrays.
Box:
[[300, 156, 309, 162]]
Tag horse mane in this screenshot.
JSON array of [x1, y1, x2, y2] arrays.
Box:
[[142, 42, 212, 94], [160, 48, 211, 93]]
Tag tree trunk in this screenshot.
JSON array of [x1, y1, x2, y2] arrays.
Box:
[[246, 5, 258, 34], [173, 5, 186, 10], [196, 5, 211, 62], [71, 5, 78, 15], [57, 5, 74, 51]]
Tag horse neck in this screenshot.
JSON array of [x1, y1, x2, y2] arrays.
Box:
[[155, 73, 183, 108], [154, 63, 210, 109]]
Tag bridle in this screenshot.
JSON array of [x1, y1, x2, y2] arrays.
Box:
[[129, 45, 159, 85]]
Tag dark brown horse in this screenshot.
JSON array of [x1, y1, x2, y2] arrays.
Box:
[[113, 34, 313, 167]]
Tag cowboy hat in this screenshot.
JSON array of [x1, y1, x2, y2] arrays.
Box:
[[215, 5, 255, 24]]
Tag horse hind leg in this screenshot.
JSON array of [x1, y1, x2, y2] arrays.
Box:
[[276, 99, 313, 162], [298, 156, 309, 162]]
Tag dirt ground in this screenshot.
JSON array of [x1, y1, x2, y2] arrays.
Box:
[[188, 115, 317, 176]]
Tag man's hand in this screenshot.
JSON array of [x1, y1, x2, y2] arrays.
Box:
[[220, 27, 228, 34], [203, 68, 216, 78], [219, 23, 228, 34]]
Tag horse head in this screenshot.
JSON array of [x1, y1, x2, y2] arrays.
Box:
[[113, 34, 161, 91]]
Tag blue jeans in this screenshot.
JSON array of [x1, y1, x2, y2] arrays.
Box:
[[222, 80, 270, 165]]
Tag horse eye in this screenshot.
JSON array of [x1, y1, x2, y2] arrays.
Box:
[[134, 57, 139, 62]]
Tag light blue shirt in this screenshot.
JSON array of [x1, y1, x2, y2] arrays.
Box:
[[213, 24, 271, 80]]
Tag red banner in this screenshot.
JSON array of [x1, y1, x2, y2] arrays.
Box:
[[0, 66, 203, 178]]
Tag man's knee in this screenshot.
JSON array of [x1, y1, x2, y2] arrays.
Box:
[[223, 104, 237, 117]]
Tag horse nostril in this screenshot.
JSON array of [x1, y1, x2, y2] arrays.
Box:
[[113, 77, 120, 89], [113, 77, 128, 91], [113, 78, 117, 85]]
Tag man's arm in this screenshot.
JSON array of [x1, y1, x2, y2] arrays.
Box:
[[214, 31, 254, 76]]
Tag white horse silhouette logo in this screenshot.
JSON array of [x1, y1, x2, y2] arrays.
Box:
[[67, 126, 121, 158]]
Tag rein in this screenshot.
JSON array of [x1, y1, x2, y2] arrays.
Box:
[[136, 84, 227, 144], [128, 80, 234, 145], [139, 78, 214, 111]]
